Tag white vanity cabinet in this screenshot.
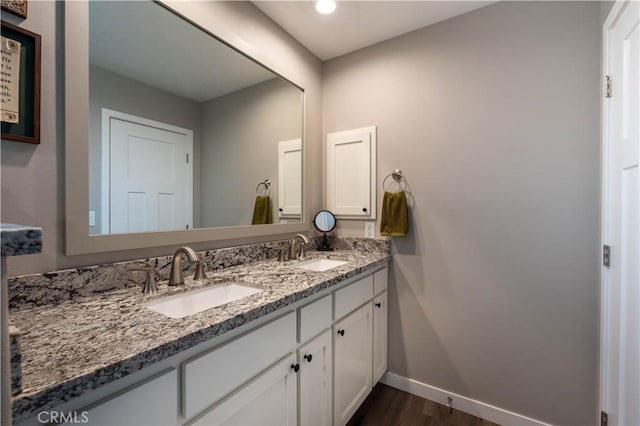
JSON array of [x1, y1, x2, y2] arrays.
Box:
[[372, 291, 388, 384], [298, 329, 333, 426], [182, 312, 296, 420], [190, 354, 298, 426], [333, 304, 373, 426], [30, 266, 389, 426], [326, 126, 377, 219], [61, 369, 178, 426], [372, 268, 388, 384]]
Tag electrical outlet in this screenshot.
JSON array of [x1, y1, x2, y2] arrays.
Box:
[[89, 211, 95, 227], [365, 222, 375, 238]]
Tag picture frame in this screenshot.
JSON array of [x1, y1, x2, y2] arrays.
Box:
[[1, 0, 27, 19], [1, 20, 41, 144]]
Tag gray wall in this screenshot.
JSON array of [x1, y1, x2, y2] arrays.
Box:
[[1, 1, 322, 275], [323, 2, 601, 424], [200, 78, 302, 227], [88, 65, 202, 233]]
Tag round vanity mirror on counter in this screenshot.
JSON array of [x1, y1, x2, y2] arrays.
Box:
[[313, 210, 336, 251]]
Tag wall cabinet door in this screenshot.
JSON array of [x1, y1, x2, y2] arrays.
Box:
[[192, 354, 297, 426], [373, 291, 388, 384], [299, 329, 333, 426], [333, 304, 373, 426], [326, 126, 377, 219], [62, 369, 178, 426], [277, 139, 302, 219]]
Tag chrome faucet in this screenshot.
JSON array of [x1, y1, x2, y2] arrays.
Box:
[[289, 234, 310, 261], [168, 246, 207, 286]]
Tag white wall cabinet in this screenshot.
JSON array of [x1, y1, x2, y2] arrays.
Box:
[[62, 369, 178, 426], [277, 139, 302, 219], [326, 126, 377, 219], [333, 304, 373, 426], [298, 330, 333, 426]]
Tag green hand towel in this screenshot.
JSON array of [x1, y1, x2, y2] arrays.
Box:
[[251, 195, 273, 225], [380, 191, 408, 237]]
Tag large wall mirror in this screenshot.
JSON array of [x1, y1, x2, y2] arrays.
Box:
[[65, 1, 307, 254]]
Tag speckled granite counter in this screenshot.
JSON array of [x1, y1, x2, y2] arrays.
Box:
[[10, 243, 389, 422], [1, 224, 42, 257]]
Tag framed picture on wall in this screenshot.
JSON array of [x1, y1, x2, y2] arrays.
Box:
[[1, 20, 41, 144], [1, 0, 27, 19]]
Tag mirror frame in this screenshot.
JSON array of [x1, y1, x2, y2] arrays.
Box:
[[65, 1, 307, 255]]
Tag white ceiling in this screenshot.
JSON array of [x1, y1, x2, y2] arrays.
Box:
[[253, 1, 496, 61], [90, 1, 276, 102]]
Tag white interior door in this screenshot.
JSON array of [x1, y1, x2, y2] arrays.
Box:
[[103, 110, 193, 234], [601, 2, 640, 425]]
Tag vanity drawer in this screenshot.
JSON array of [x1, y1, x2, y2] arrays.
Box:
[[334, 275, 374, 320], [373, 268, 388, 295], [299, 295, 332, 343], [182, 312, 296, 419]]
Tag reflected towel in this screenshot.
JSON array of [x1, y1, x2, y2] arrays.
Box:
[[251, 195, 273, 225], [380, 191, 408, 237]]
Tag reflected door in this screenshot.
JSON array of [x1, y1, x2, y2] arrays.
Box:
[[105, 111, 193, 233]]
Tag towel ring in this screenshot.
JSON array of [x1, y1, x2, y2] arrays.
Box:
[[383, 169, 407, 192], [256, 179, 271, 195]]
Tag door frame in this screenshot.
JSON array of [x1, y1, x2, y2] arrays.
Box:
[[599, 0, 637, 422], [100, 108, 193, 234]]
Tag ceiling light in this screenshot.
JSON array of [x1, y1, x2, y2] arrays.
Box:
[[315, 0, 336, 15]]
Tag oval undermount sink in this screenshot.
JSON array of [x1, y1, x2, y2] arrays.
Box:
[[295, 259, 348, 272], [143, 283, 263, 319]]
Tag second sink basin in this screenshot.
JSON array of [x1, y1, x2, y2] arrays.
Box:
[[295, 259, 348, 272], [144, 283, 263, 319]]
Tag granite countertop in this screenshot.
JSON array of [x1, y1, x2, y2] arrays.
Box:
[[10, 249, 390, 422], [1, 223, 42, 257]]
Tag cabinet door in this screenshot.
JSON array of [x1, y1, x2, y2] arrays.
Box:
[[326, 126, 377, 218], [299, 330, 333, 426], [333, 304, 373, 426], [373, 292, 388, 384], [277, 139, 302, 219], [63, 369, 177, 426], [192, 354, 297, 426]]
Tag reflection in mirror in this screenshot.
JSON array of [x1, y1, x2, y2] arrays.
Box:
[[88, 1, 303, 235], [313, 210, 337, 251]]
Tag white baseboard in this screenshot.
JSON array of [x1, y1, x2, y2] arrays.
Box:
[[381, 372, 551, 426]]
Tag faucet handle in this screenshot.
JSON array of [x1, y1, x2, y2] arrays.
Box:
[[193, 260, 208, 281], [127, 267, 159, 294]]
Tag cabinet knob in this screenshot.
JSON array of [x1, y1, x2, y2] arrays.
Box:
[[304, 354, 313, 363], [375, 302, 382, 308], [279, 208, 283, 212], [291, 363, 300, 373], [337, 329, 345, 336], [362, 207, 367, 212]]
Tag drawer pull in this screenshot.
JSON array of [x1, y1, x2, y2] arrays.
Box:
[[304, 354, 313, 363], [337, 329, 345, 337], [375, 302, 382, 308], [291, 363, 300, 373]]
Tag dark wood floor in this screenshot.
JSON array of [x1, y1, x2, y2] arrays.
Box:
[[346, 384, 501, 426]]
